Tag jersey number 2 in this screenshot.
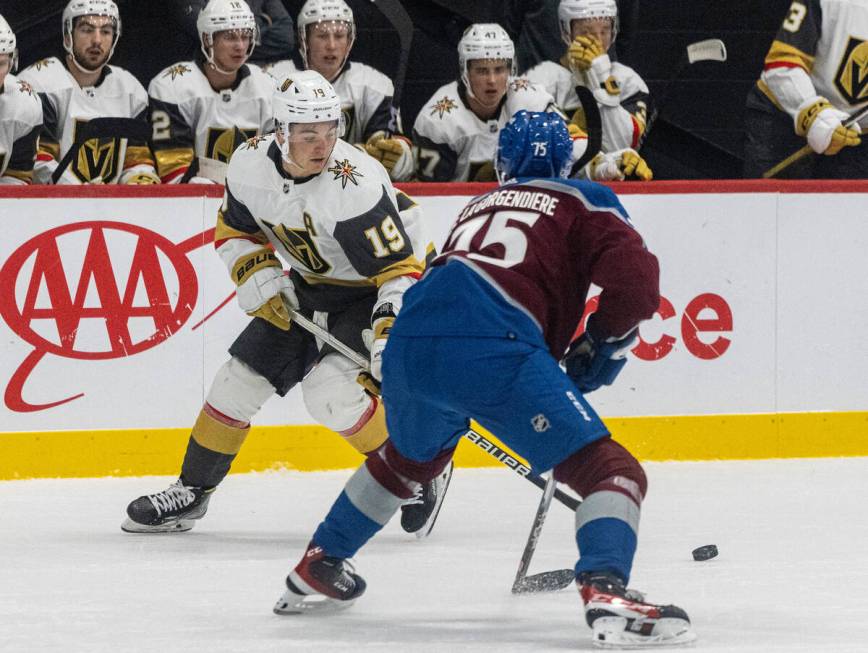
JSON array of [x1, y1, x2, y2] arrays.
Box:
[[444, 210, 540, 268]]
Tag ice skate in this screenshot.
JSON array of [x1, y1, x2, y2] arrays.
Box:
[[579, 572, 696, 648], [121, 479, 213, 533], [273, 542, 366, 615], [400, 460, 453, 538]]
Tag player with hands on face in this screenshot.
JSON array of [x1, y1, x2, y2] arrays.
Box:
[[525, 0, 651, 160], [122, 70, 449, 541], [264, 0, 414, 182]]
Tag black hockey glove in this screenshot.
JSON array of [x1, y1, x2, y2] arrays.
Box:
[[564, 326, 638, 394]]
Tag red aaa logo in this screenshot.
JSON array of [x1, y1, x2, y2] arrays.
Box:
[[0, 221, 203, 412]]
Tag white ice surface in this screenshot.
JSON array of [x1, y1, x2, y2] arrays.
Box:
[[2, 458, 867, 652]]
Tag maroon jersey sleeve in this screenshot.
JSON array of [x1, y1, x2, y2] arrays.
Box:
[[437, 178, 659, 356]]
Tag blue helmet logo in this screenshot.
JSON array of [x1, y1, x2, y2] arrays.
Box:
[[495, 110, 573, 182]]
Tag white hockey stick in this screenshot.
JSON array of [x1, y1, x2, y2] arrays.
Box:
[[511, 472, 575, 594], [636, 38, 727, 151]]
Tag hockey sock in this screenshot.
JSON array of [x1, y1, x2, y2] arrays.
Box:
[[180, 404, 250, 489], [555, 437, 647, 584], [312, 450, 415, 559]]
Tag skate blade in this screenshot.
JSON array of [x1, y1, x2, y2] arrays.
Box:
[[512, 569, 575, 594], [273, 589, 356, 615], [120, 518, 196, 534], [413, 461, 454, 539], [591, 616, 697, 649]]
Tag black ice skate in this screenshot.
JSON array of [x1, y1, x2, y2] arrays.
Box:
[[579, 572, 696, 648], [121, 479, 213, 533], [400, 460, 453, 538], [273, 542, 366, 615]]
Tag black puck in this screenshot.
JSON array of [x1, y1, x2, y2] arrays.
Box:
[[692, 544, 718, 561]]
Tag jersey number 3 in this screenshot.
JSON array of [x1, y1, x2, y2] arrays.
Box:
[[443, 210, 540, 268]]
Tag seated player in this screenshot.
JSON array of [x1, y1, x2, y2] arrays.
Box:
[[0, 13, 42, 185], [18, 0, 158, 185], [264, 0, 414, 182], [148, 0, 274, 183], [525, 0, 651, 156], [412, 23, 558, 182]]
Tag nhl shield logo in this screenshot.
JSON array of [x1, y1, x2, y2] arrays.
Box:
[[531, 413, 550, 433]]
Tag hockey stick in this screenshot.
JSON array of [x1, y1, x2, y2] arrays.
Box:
[[370, 0, 413, 137], [635, 38, 727, 152], [762, 102, 868, 178], [568, 85, 603, 177], [286, 307, 582, 512], [511, 472, 575, 594]]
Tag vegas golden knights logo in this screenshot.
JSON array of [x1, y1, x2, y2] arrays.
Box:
[[262, 214, 331, 274], [206, 127, 258, 163], [834, 37, 868, 105], [71, 120, 121, 183]]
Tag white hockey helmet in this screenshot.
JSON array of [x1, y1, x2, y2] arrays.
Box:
[[458, 23, 516, 87], [558, 0, 619, 46], [272, 70, 344, 165], [296, 0, 355, 72], [0, 13, 17, 73], [62, 0, 121, 67], [197, 0, 258, 72]]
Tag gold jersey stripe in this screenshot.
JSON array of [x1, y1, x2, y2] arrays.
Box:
[[190, 407, 250, 455], [38, 140, 61, 160], [155, 147, 194, 178], [3, 168, 34, 183], [124, 145, 156, 169], [300, 255, 424, 288], [765, 40, 815, 72], [215, 211, 268, 245]]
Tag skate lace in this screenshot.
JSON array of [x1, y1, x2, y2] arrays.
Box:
[[148, 481, 196, 517], [404, 484, 424, 506]]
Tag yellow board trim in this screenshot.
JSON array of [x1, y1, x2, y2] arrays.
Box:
[[1, 411, 867, 480]]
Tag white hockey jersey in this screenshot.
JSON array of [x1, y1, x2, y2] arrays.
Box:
[[18, 57, 153, 184], [0, 75, 43, 184], [216, 136, 427, 312], [758, 0, 868, 129], [263, 59, 399, 144], [148, 62, 275, 183], [413, 78, 556, 182], [525, 60, 650, 152]]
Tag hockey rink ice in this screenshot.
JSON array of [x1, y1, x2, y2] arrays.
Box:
[[2, 457, 867, 652]]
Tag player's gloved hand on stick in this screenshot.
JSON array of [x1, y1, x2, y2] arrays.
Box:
[[232, 247, 299, 331], [795, 97, 861, 155], [364, 132, 414, 181], [563, 322, 638, 393]]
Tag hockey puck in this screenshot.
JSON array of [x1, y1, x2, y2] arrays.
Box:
[[692, 544, 718, 561]]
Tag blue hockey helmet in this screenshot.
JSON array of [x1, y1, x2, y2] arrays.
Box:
[[495, 110, 573, 182]]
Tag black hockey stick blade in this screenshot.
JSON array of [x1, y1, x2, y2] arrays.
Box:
[[511, 569, 575, 594], [370, 0, 413, 135], [568, 85, 602, 177]]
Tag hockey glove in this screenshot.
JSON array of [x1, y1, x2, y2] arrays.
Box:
[[232, 248, 299, 331], [365, 133, 414, 181], [563, 327, 638, 394], [568, 35, 605, 73], [119, 165, 160, 185], [795, 97, 861, 155], [589, 149, 653, 181]]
